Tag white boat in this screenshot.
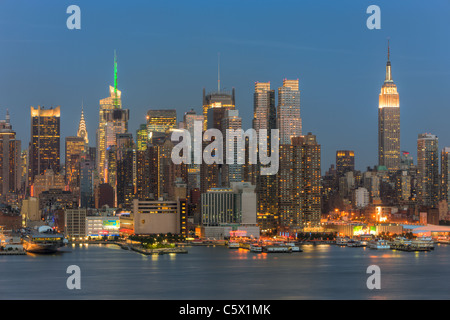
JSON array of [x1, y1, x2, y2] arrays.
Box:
[[336, 237, 350, 246], [227, 241, 240, 249], [250, 244, 262, 252], [22, 232, 65, 254], [262, 245, 292, 253], [412, 236, 435, 250], [369, 240, 390, 250], [347, 239, 363, 247], [285, 242, 302, 252]]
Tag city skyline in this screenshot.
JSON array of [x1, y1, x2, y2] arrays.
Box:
[[2, 1, 450, 304], [0, 1, 449, 173]]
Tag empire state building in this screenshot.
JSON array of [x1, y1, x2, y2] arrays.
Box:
[[378, 42, 400, 172]]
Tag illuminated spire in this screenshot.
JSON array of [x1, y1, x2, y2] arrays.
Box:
[[114, 50, 118, 96], [387, 39, 390, 61], [112, 50, 121, 109], [385, 39, 392, 82], [218, 52, 221, 93], [77, 102, 89, 144]]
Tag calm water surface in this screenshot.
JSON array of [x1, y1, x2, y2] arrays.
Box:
[[1, 243, 449, 300]]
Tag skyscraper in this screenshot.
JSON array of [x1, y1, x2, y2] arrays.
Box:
[[221, 109, 243, 187], [417, 133, 439, 208], [252, 82, 278, 234], [96, 52, 129, 182], [80, 155, 95, 208], [116, 147, 136, 208], [65, 136, 85, 193], [278, 143, 299, 232], [181, 109, 204, 133], [146, 109, 177, 139], [378, 42, 400, 172], [277, 79, 301, 145], [336, 150, 355, 176], [297, 133, 322, 229], [400, 151, 414, 170], [253, 82, 276, 133], [200, 89, 236, 193], [0, 111, 21, 198], [202, 88, 235, 131], [136, 124, 148, 151], [114, 133, 135, 207], [441, 147, 450, 211], [277, 133, 321, 233], [77, 105, 89, 145], [180, 109, 203, 206], [29, 106, 61, 185]]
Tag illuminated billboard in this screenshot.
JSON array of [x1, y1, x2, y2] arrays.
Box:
[[353, 226, 376, 236], [102, 219, 120, 230]]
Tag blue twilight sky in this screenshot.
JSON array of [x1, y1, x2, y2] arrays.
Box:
[[0, 0, 449, 173]]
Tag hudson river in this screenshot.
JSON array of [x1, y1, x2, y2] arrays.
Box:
[[1, 243, 449, 300]]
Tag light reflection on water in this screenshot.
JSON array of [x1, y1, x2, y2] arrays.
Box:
[[0, 244, 449, 300]]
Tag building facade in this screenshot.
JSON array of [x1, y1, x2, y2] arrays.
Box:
[[133, 198, 187, 235]]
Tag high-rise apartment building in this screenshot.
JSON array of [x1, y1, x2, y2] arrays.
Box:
[[252, 82, 277, 234], [378, 43, 400, 172], [278, 133, 321, 233], [277, 79, 301, 145], [417, 133, 439, 208], [298, 134, 322, 229], [441, 147, 450, 210]]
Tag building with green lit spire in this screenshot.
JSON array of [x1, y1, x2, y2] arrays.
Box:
[[96, 51, 130, 184]]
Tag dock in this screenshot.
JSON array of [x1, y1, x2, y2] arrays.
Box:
[[224, 239, 303, 253], [300, 240, 336, 245], [0, 251, 26, 255], [390, 244, 431, 252], [129, 246, 188, 255], [69, 241, 188, 255]]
